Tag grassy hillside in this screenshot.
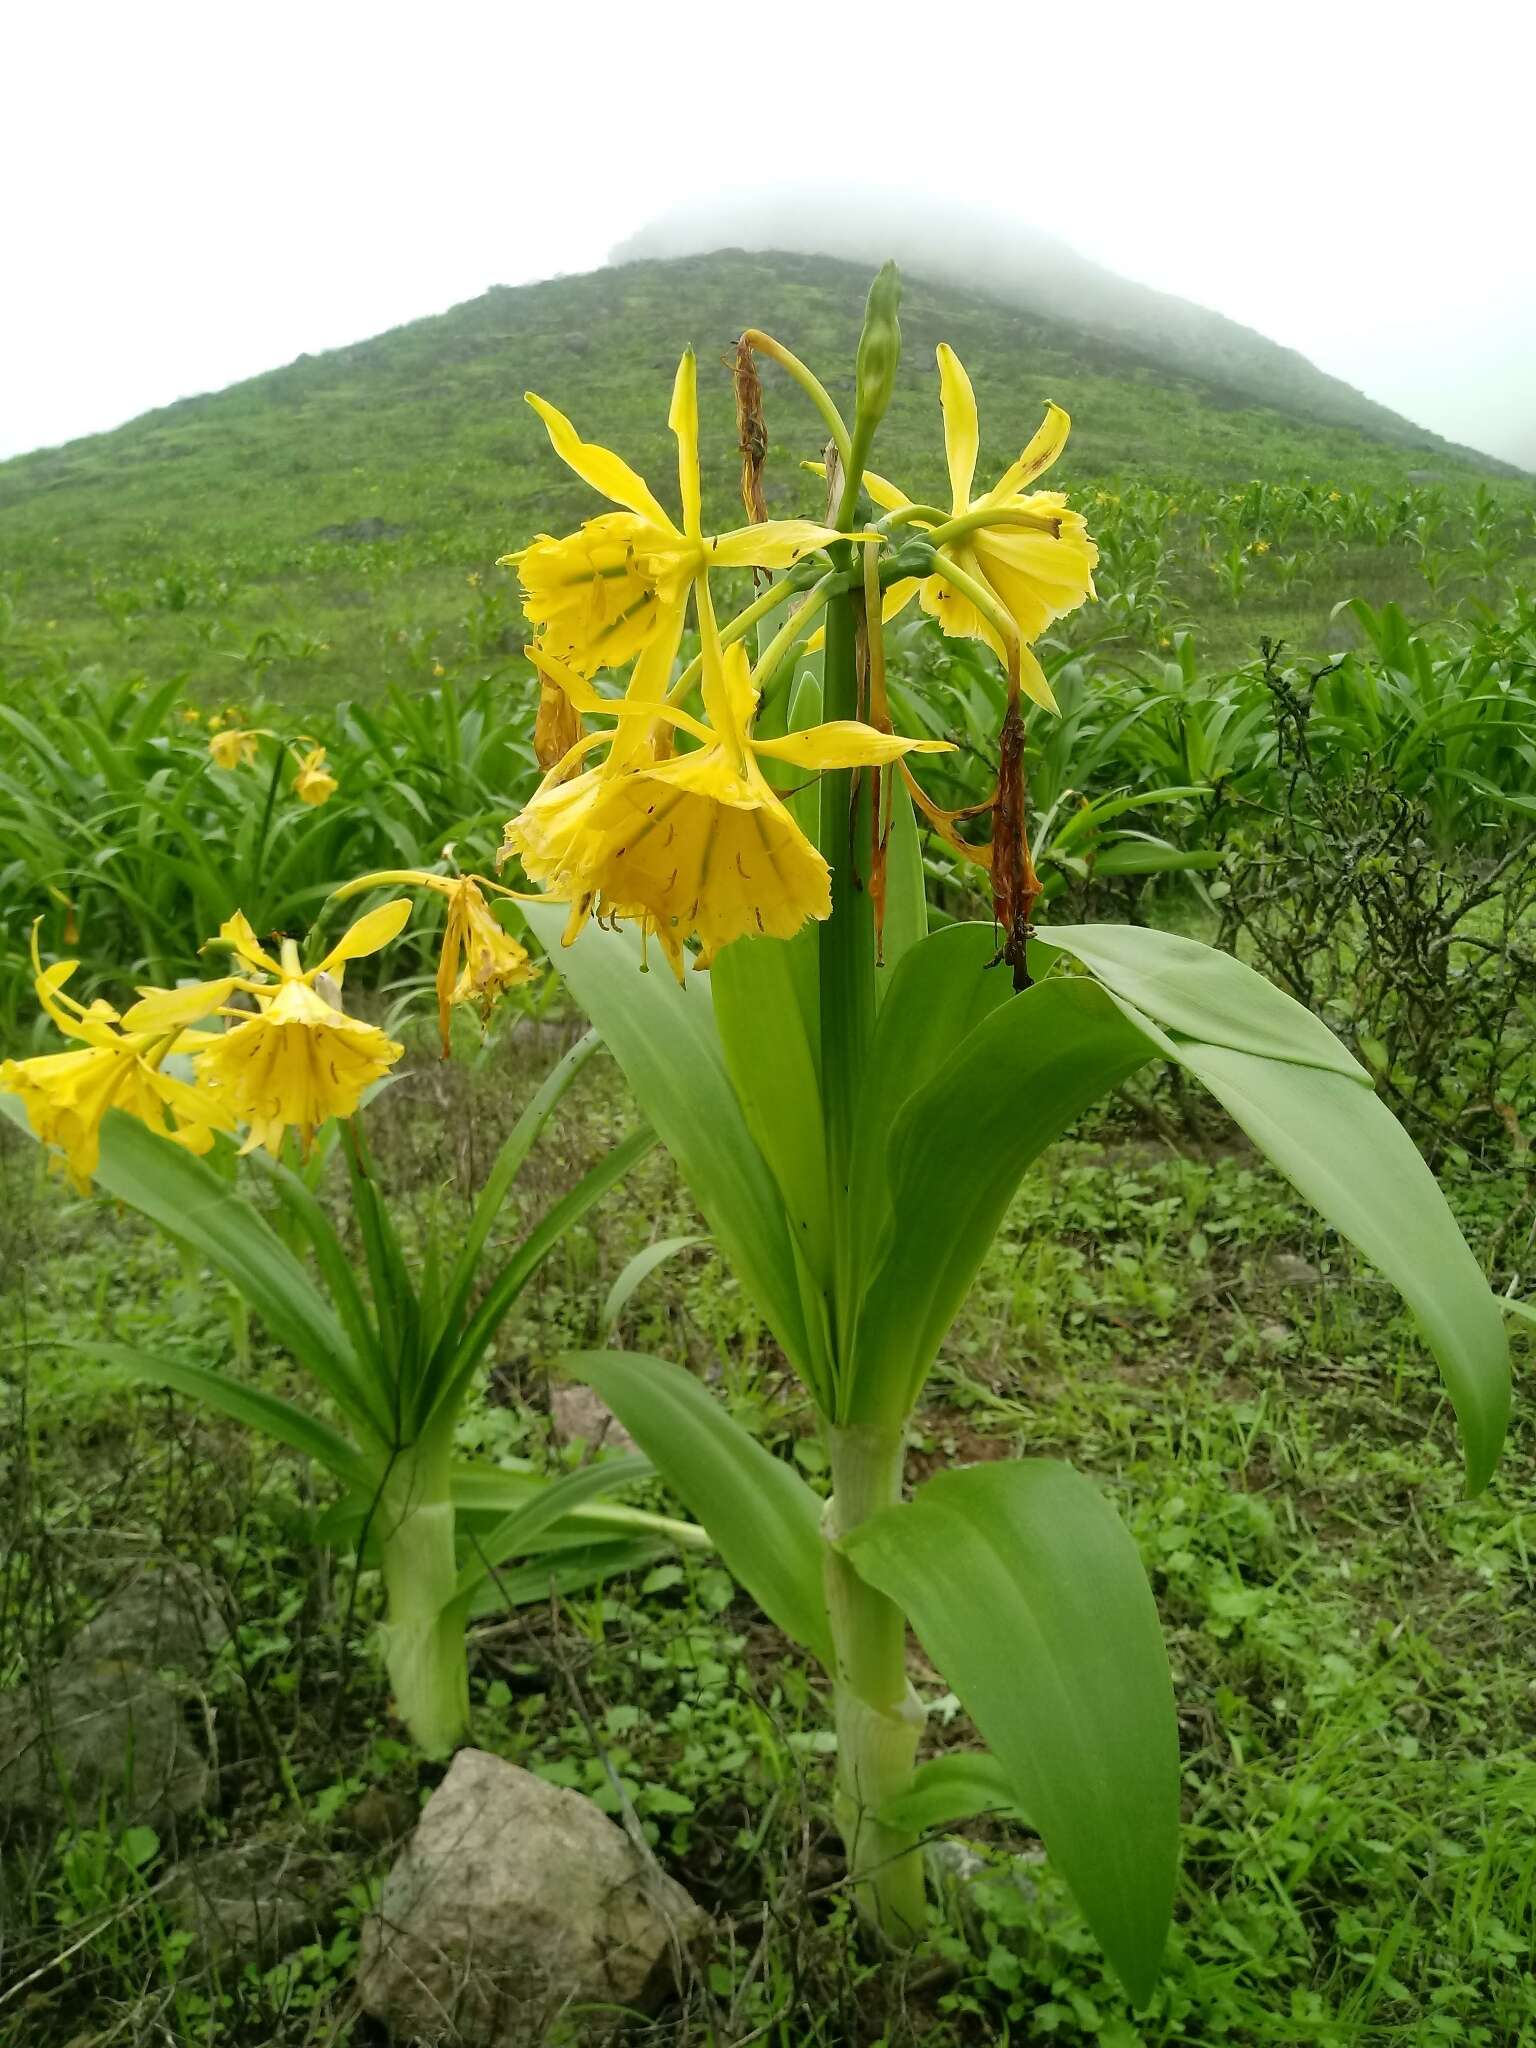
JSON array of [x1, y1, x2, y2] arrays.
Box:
[[0, 250, 1525, 703]]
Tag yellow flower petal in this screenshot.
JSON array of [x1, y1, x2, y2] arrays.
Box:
[[937, 345, 980, 513], [752, 722, 953, 771], [669, 351, 702, 540], [984, 403, 1072, 504], [709, 520, 850, 573], [525, 392, 675, 532], [121, 979, 240, 1031], [217, 910, 283, 978], [317, 898, 412, 979]]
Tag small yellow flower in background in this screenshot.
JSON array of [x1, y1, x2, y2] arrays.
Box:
[[1328, 489, 1342, 502], [467, 572, 481, 588], [209, 727, 264, 771], [341, 870, 538, 1054], [813, 347, 1097, 711], [503, 588, 950, 978], [179, 904, 408, 1156], [207, 712, 225, 731], [432, 662, 446, 678], [292, 746, 338, 806], [1252, 540, 1271, 555], [506, 351, 847, 686], [181, 706, 203, 726], [0, 934, 232, 1190]]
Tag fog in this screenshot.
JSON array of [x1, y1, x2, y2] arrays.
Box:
[[3, 0, 1532, 470]]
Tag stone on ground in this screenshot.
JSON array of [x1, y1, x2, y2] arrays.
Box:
[[358, 1747, 703, 2045]]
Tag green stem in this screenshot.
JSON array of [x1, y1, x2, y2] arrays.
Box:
[[817, 578, 875, 1359], [377, 1433, 469, 1757], [824, 1421, 926, 1942], [741, 329, 852, 474]]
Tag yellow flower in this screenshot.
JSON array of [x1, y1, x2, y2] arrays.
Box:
[[340, 871, 538, 1054], [292, 746, 338, 806], [1328, 489, 1342, 502], [207, 712, 225, 731], [503, 588, 950, 978], [827, 346, 1098, 710], [0, 939, 232, 1190], [209, 727, 263, 771], [179, 904, 409, 1155], [180, 707, 203, 726], [504, 352, 848, 686], [432, 662, 446, 678], [1252, 540, 1270, 555]]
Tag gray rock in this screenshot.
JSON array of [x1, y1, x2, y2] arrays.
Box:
[[358, 1747, 703, 2045], [1267, 1253, 1322, 1289], [549, 1383, 636, 1455], [164, 1837, 345, 1967], [0, 1662, 209, 1824], [66, 1562, 229, 1677]]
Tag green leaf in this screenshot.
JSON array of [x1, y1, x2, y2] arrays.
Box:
[[1168, 1040, 1510, 1493], [89, 1114, 392, 1448], [521, 902, 812, 1374], [712, 934, 831, 1271], [439, 1028, 602, 1342], [83, 1342, 372, 1491], [432, 1125, 658, 1423], [602, 1235, 710, 1334], [560, 1349, 832, 1667], [1035, 922, 1365, 1079], [1036, 926, 1511, 1493], [844, 1460, 1179, 2006], [875, 1750, 1029, 1835], [852, 976, 1153, 1416], [463, 1538, 674, 1616], [453, 1454, 655, 1600], [850, 922, 1013, 1285]]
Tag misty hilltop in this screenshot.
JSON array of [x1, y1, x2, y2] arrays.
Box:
[[615, 196, 1514, 475]]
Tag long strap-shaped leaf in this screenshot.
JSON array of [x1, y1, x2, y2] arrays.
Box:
[[1034, 925, 1511, 1493], [90, 1113, 393, 1449], [452, 1452, 655, 1601], [561, 1349, 833, 1668], [520, 903, 814, 1378], [425, 1124, 659, 1427], [844, 1459, 1179, 2008], [437, 1027, 603, 1346], [83, 1342, 374, 1494], [852, 976, 1154, 1419]]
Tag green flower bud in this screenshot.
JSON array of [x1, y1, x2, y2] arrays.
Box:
[[852, 262, 902, 457]]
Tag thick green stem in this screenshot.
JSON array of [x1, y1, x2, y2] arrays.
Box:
[[819, 579, 876, 1353], [377, 1436, 468, 1757], [824, 1422, 926, 1943]]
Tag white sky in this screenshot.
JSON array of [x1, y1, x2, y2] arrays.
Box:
[[4, 0, 1533, 467]]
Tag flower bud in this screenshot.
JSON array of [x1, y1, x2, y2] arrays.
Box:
[[852, 262, 902, 458]]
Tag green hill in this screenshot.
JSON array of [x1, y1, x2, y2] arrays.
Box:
[[0, 250, 1521, 702]]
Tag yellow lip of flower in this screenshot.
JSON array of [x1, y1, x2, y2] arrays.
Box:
[[503, 352, 852, 683], [337, 871, 538, 1055], [168, 901, 410, 1155], [502, 586, 951, 977], [0, 943, 234, 1188], [811, 346, 1098, 712], [292, 745, 338, 806]]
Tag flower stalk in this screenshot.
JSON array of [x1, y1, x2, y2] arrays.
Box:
[[823, 1422, 926, 1942]]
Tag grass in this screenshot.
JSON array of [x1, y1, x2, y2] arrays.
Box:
[[2, 1027, 1531, 2046]]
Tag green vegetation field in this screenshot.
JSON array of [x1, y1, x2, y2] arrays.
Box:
[[1, 253, 1534, 2047]]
